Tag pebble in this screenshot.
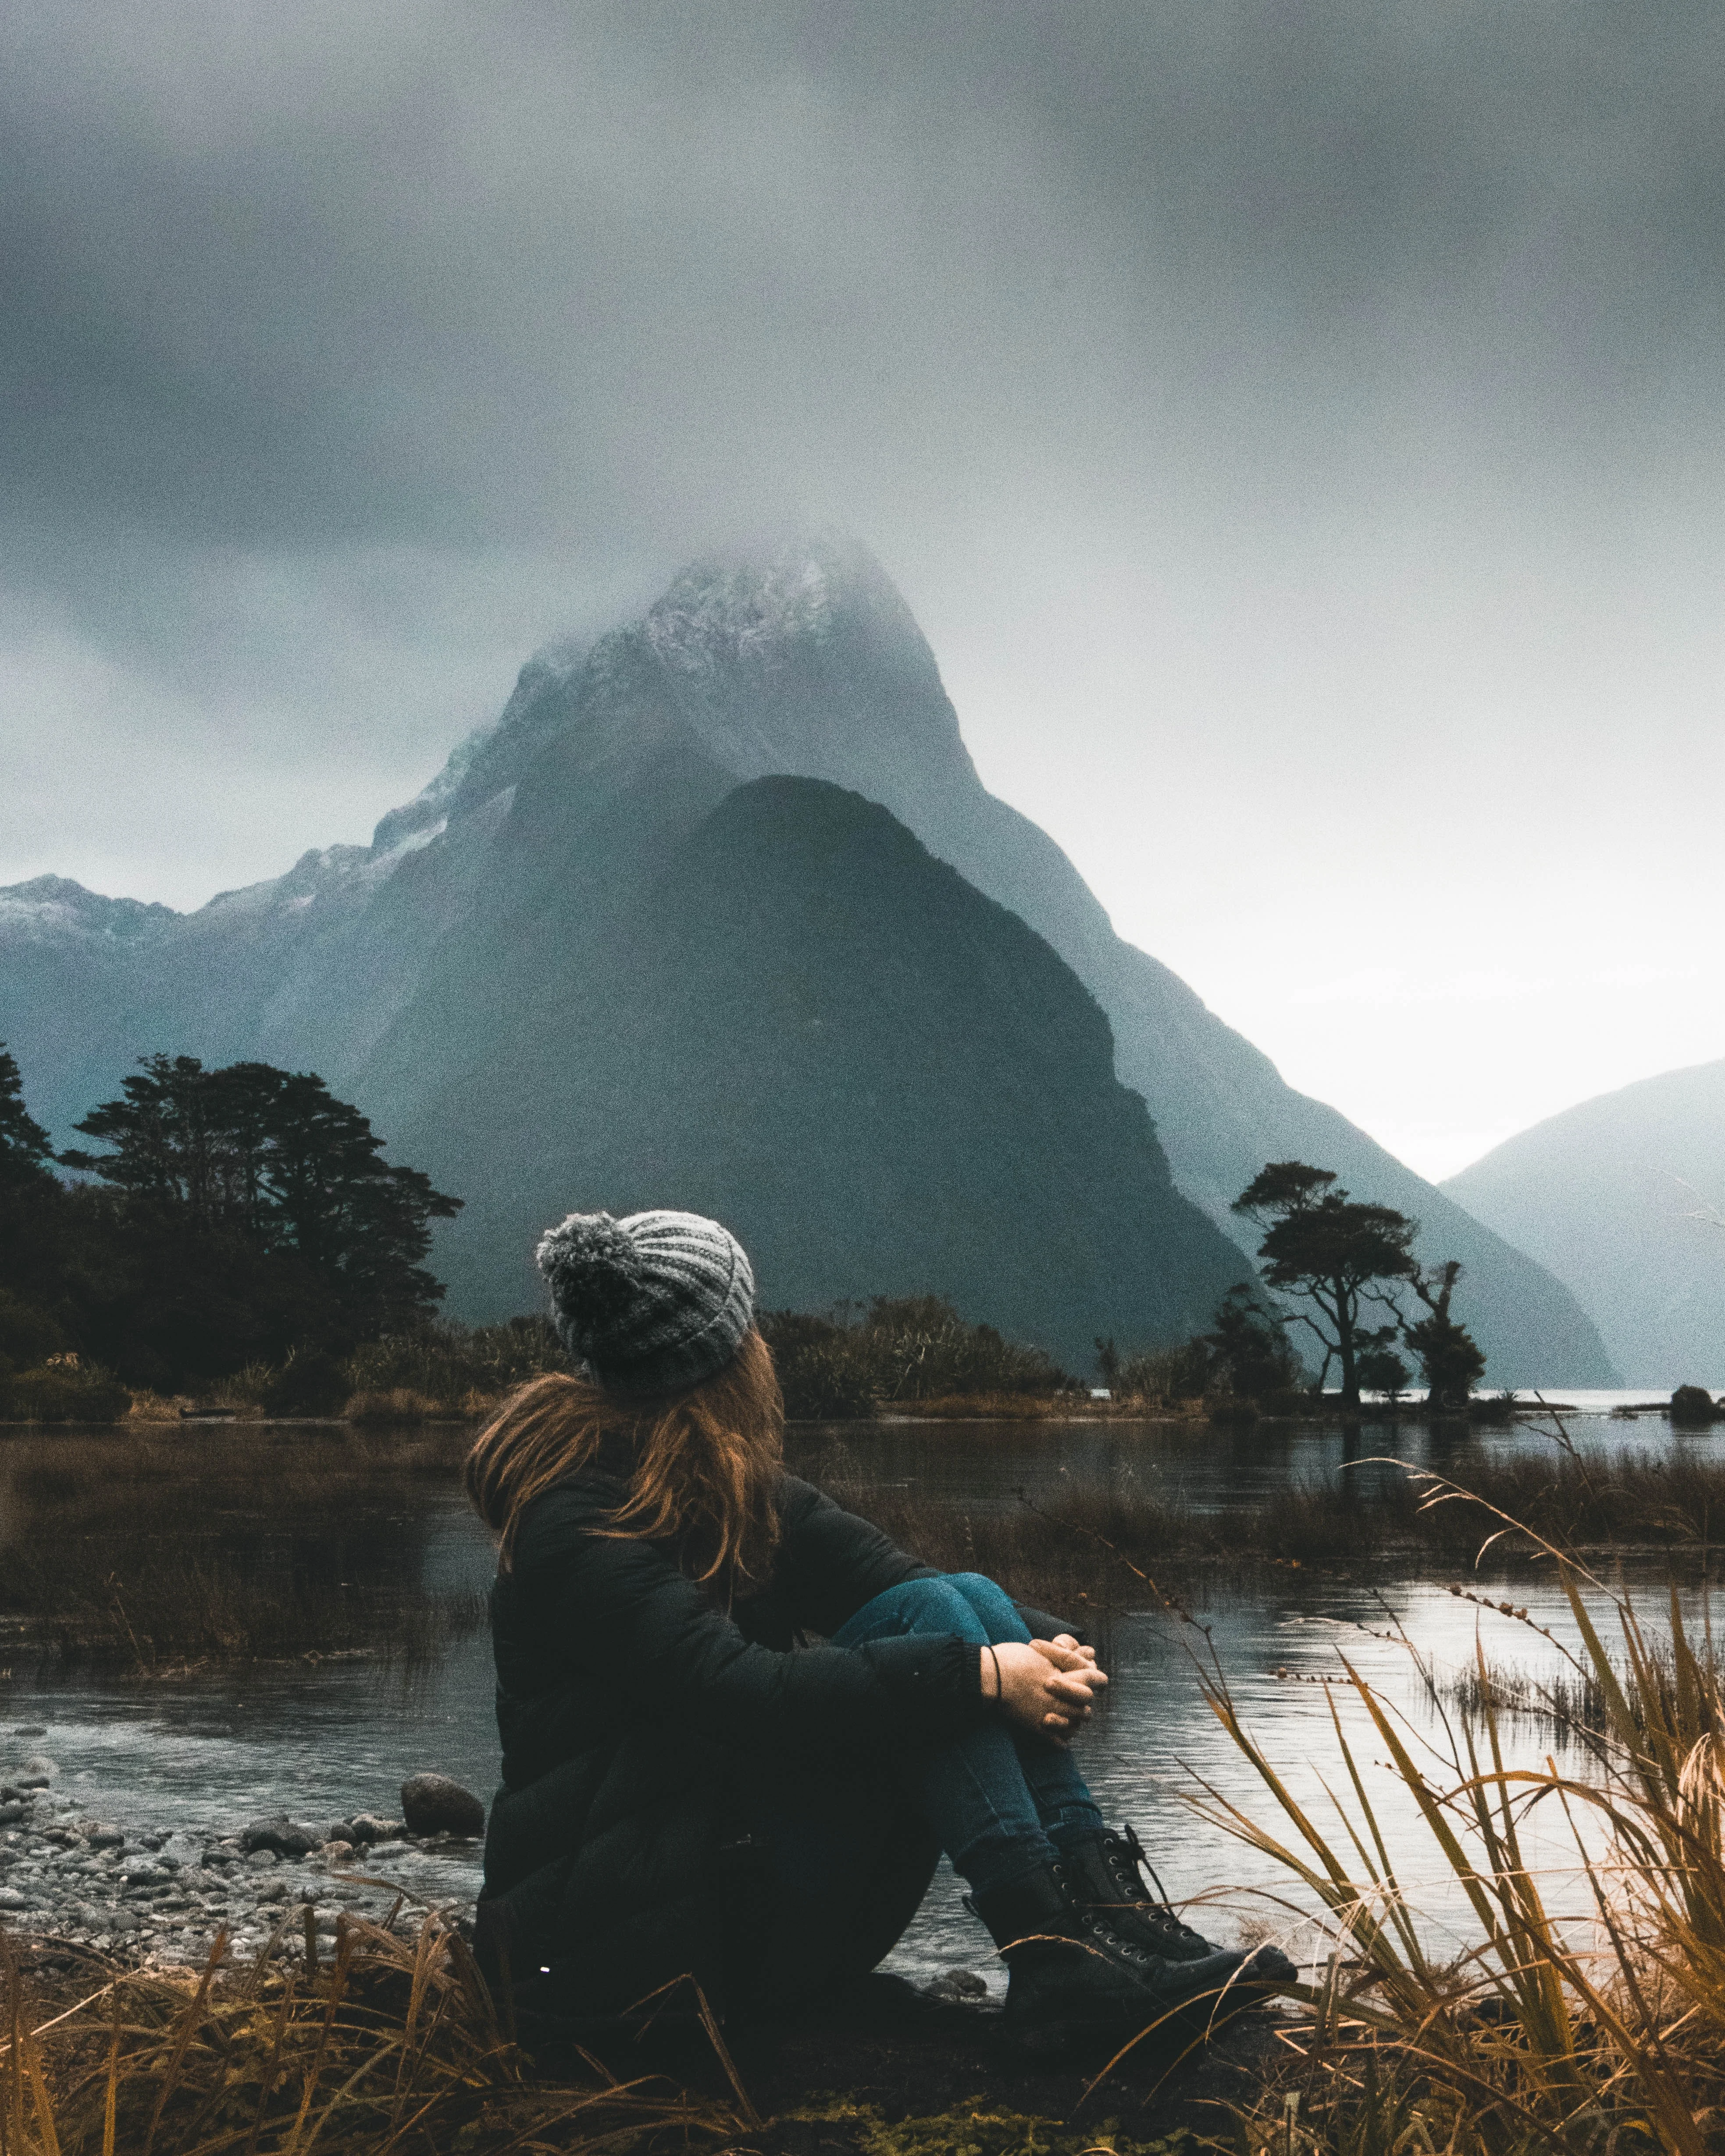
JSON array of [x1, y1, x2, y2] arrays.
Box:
[[239, 1815, 321, 1858], [343, 1814, 402, 1846]]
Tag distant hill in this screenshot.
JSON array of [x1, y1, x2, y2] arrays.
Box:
[[372, 775, 1251, 1366], [0, 533, 1615, 1382], [1444, 1061, 1725, 1386]]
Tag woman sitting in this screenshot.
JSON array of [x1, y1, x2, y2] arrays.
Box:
[[467, 1207, 1292, 2051]]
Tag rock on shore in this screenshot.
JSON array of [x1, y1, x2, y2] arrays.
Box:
[[401, 1773, 486, 1836]]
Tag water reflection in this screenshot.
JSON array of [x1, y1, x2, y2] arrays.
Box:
[[787, 1410, 1725, 1530]]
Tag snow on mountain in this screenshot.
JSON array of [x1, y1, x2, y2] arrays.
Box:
[[0, 875, 178, 947]]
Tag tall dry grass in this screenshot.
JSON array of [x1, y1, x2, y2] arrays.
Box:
[[0, 1912, 750, 2156], [1199, 1469, 1725, 2156]]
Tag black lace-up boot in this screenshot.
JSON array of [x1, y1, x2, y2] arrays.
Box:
[[966, 1858, 1275, 2055], [1061, 1824, 1295, 1978]]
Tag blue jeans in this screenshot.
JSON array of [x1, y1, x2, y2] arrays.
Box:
[[724, 1573, 1106, 2009], [831, 1572, 1103, 1894]]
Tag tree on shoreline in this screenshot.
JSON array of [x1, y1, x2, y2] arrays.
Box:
[[1232, 1162, 1417, 1409], [1402, 1258, 1487, 1411], [59, 1054, 462, 1389]]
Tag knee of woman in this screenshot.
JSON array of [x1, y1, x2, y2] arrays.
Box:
[[944, 1572, 1019, 1623], [900, 1577, 988, 1635]]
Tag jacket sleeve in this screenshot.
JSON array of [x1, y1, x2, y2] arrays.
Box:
[[770, 1476, 940, 1636], [1014, 1601, 1090, 1647], [771, 1481, 1089, 1646], [513, 1484, 986, 1756]]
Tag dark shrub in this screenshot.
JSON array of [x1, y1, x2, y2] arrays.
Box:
[[1116, 1338, 1213, 1402], [1357, 1345, 1411, 1398], [345, 1316, 564, 1409], [0, 1289, 68, 1372], [263, 1349, 349, 1416], [1202, 1283, 1300, 1399], [1671, 1384, 1719, 1427], [761, 1298, 1069, 1420], [0, 1362, 130, 1424]]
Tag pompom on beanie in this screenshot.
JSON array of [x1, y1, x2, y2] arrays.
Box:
[[535, 1208, 755, 1397]]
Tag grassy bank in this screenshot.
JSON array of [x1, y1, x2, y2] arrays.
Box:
[[824, 1445, 1725, 1609], [8, 1419, 1722, 1666], [0, 1424, 485, 1668], [0, 1915, 1219, 2156], [0, 1914, 751, 2156]]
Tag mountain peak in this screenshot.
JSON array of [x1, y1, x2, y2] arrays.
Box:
[[641, 530, 926, 680]]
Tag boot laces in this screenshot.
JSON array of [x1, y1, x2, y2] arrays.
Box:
[[1110, 1824, 1205, 1948]]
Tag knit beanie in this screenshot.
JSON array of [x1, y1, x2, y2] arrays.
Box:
[[535, 1208, 756, 1397]]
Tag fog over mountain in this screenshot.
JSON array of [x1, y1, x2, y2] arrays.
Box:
[[0, 537, 1615, 1382], [1446, 1061, 1725, 1387]]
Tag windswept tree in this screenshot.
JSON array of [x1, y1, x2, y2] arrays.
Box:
[[62, 1055, 461, 1384], [1402, 1258, 1487, 1412], [1232, 1162, 1417, 1409]]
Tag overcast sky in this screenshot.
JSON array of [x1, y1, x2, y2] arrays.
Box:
[[4, 0, 1723, 1180]]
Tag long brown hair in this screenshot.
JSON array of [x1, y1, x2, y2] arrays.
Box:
[[463, 1326, 784, 1596]]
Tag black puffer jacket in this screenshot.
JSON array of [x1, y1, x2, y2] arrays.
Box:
[[480, 1470, 1026, 2014]]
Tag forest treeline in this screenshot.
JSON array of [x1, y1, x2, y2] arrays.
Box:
[[0, 1045, 460, 1417], [0, 1041, 1490, 1423]]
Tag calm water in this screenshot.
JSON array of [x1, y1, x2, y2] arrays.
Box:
[[1, 1410, 1714, 1992]]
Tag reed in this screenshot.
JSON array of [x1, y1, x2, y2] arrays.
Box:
[[813, 1445, 1725, 1612], [0, 1912, 748, 2156], [1441, 1630, 1725, 1757], [1195, 1471, 1725, 2156], [4, 1548, 487, 1669]]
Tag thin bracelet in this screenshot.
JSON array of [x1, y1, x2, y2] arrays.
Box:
[[986, 1642, 1002, 1705]]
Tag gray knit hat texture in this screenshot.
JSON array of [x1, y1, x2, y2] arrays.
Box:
[[535, 1208, 755, 1396]]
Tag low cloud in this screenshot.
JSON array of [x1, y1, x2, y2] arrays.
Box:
[[3, 0, 1723, 1162]]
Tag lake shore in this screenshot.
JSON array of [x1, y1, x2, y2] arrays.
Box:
[[0, 1768, 484, 1964]]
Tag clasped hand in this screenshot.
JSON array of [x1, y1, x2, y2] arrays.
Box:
[[981, 1633, 1107, 1740]]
